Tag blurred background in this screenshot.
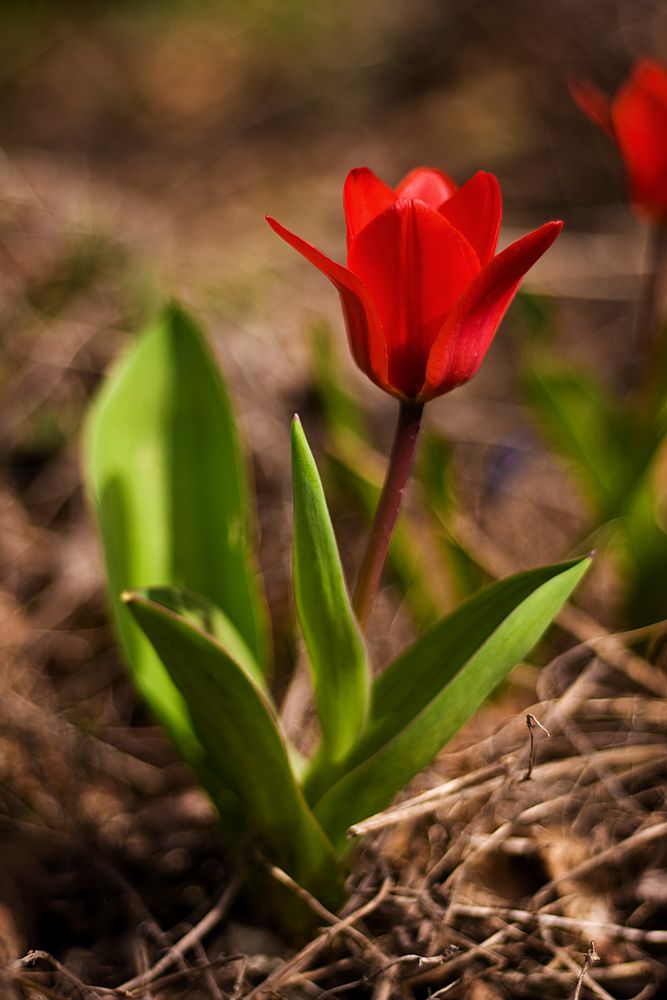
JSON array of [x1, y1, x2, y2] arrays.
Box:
[[4, 0, 667, 661], [1, 0, 667, 985]]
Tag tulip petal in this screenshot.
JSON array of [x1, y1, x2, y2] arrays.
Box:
[[439, 171, 502, 265], [570, 79, 614, 137], [395, 167, 457, 209], [613, 60, 667, 219], [423, 221, 563, 401], [343, 168, 397, 246], [266, 216, 388, 389], [348, 200, 480, 398]]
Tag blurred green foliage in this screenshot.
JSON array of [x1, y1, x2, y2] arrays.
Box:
[[522, 297, 667, 628]]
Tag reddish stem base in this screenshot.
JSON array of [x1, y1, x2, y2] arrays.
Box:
[[352, 399, 424, 629]]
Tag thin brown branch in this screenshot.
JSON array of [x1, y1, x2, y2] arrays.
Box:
[[348, 743, 663, 836], [573, 942, 600, 1000], [243, 878, 392, 999], [533, 821, 667, 908], [118, 876, 241, 993], [266, 863, 388, 965], [522, 712, 550, 781], [451, 904, 667, 945]]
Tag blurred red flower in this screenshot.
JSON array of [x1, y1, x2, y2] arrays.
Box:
[[572, 60, 667, 223], [268, 168, 561, 401]]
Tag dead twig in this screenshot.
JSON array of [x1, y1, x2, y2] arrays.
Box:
[[314, 977, 366, 998], [242, 877, 392, 999], [522, 712, 550, 781], [573, 942, 600, 1000], [450, 904, 667, 945], [348, 762, 509, 837], [11, 951, 111, 999], [266, 863, 389, 965], [533, 820, 667, 908], [118, 875, 241, 994], [129, 955, 247, 997], [349, 743, 664, 837]]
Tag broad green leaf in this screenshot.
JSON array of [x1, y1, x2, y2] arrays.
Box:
[[365, 558, 590, 758], [313, 556, 591, 848], [291, 416, 369, 762], [84, 304, 270, 752], [523, 364, 637, 513], [130, 586, 267, 695], [135, 585, 306, 777], [124, 591, 342, 905]]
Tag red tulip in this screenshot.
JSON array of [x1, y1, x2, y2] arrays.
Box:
[[572, 60, 667, 223], [267, 168, 562, 401]]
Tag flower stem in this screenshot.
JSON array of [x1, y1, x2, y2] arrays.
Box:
[[353, 399, 424, 628]]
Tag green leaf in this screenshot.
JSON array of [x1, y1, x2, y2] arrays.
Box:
[[313, 556, 591, 848], [124, 590, 342, 904], [291, 416, 369, 762], [130, 586, 267, 695], [84, 304, 270, 753], [523, 364, 637, 513]]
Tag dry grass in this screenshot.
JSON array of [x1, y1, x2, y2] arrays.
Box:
[[5, 637, 667, 998]]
